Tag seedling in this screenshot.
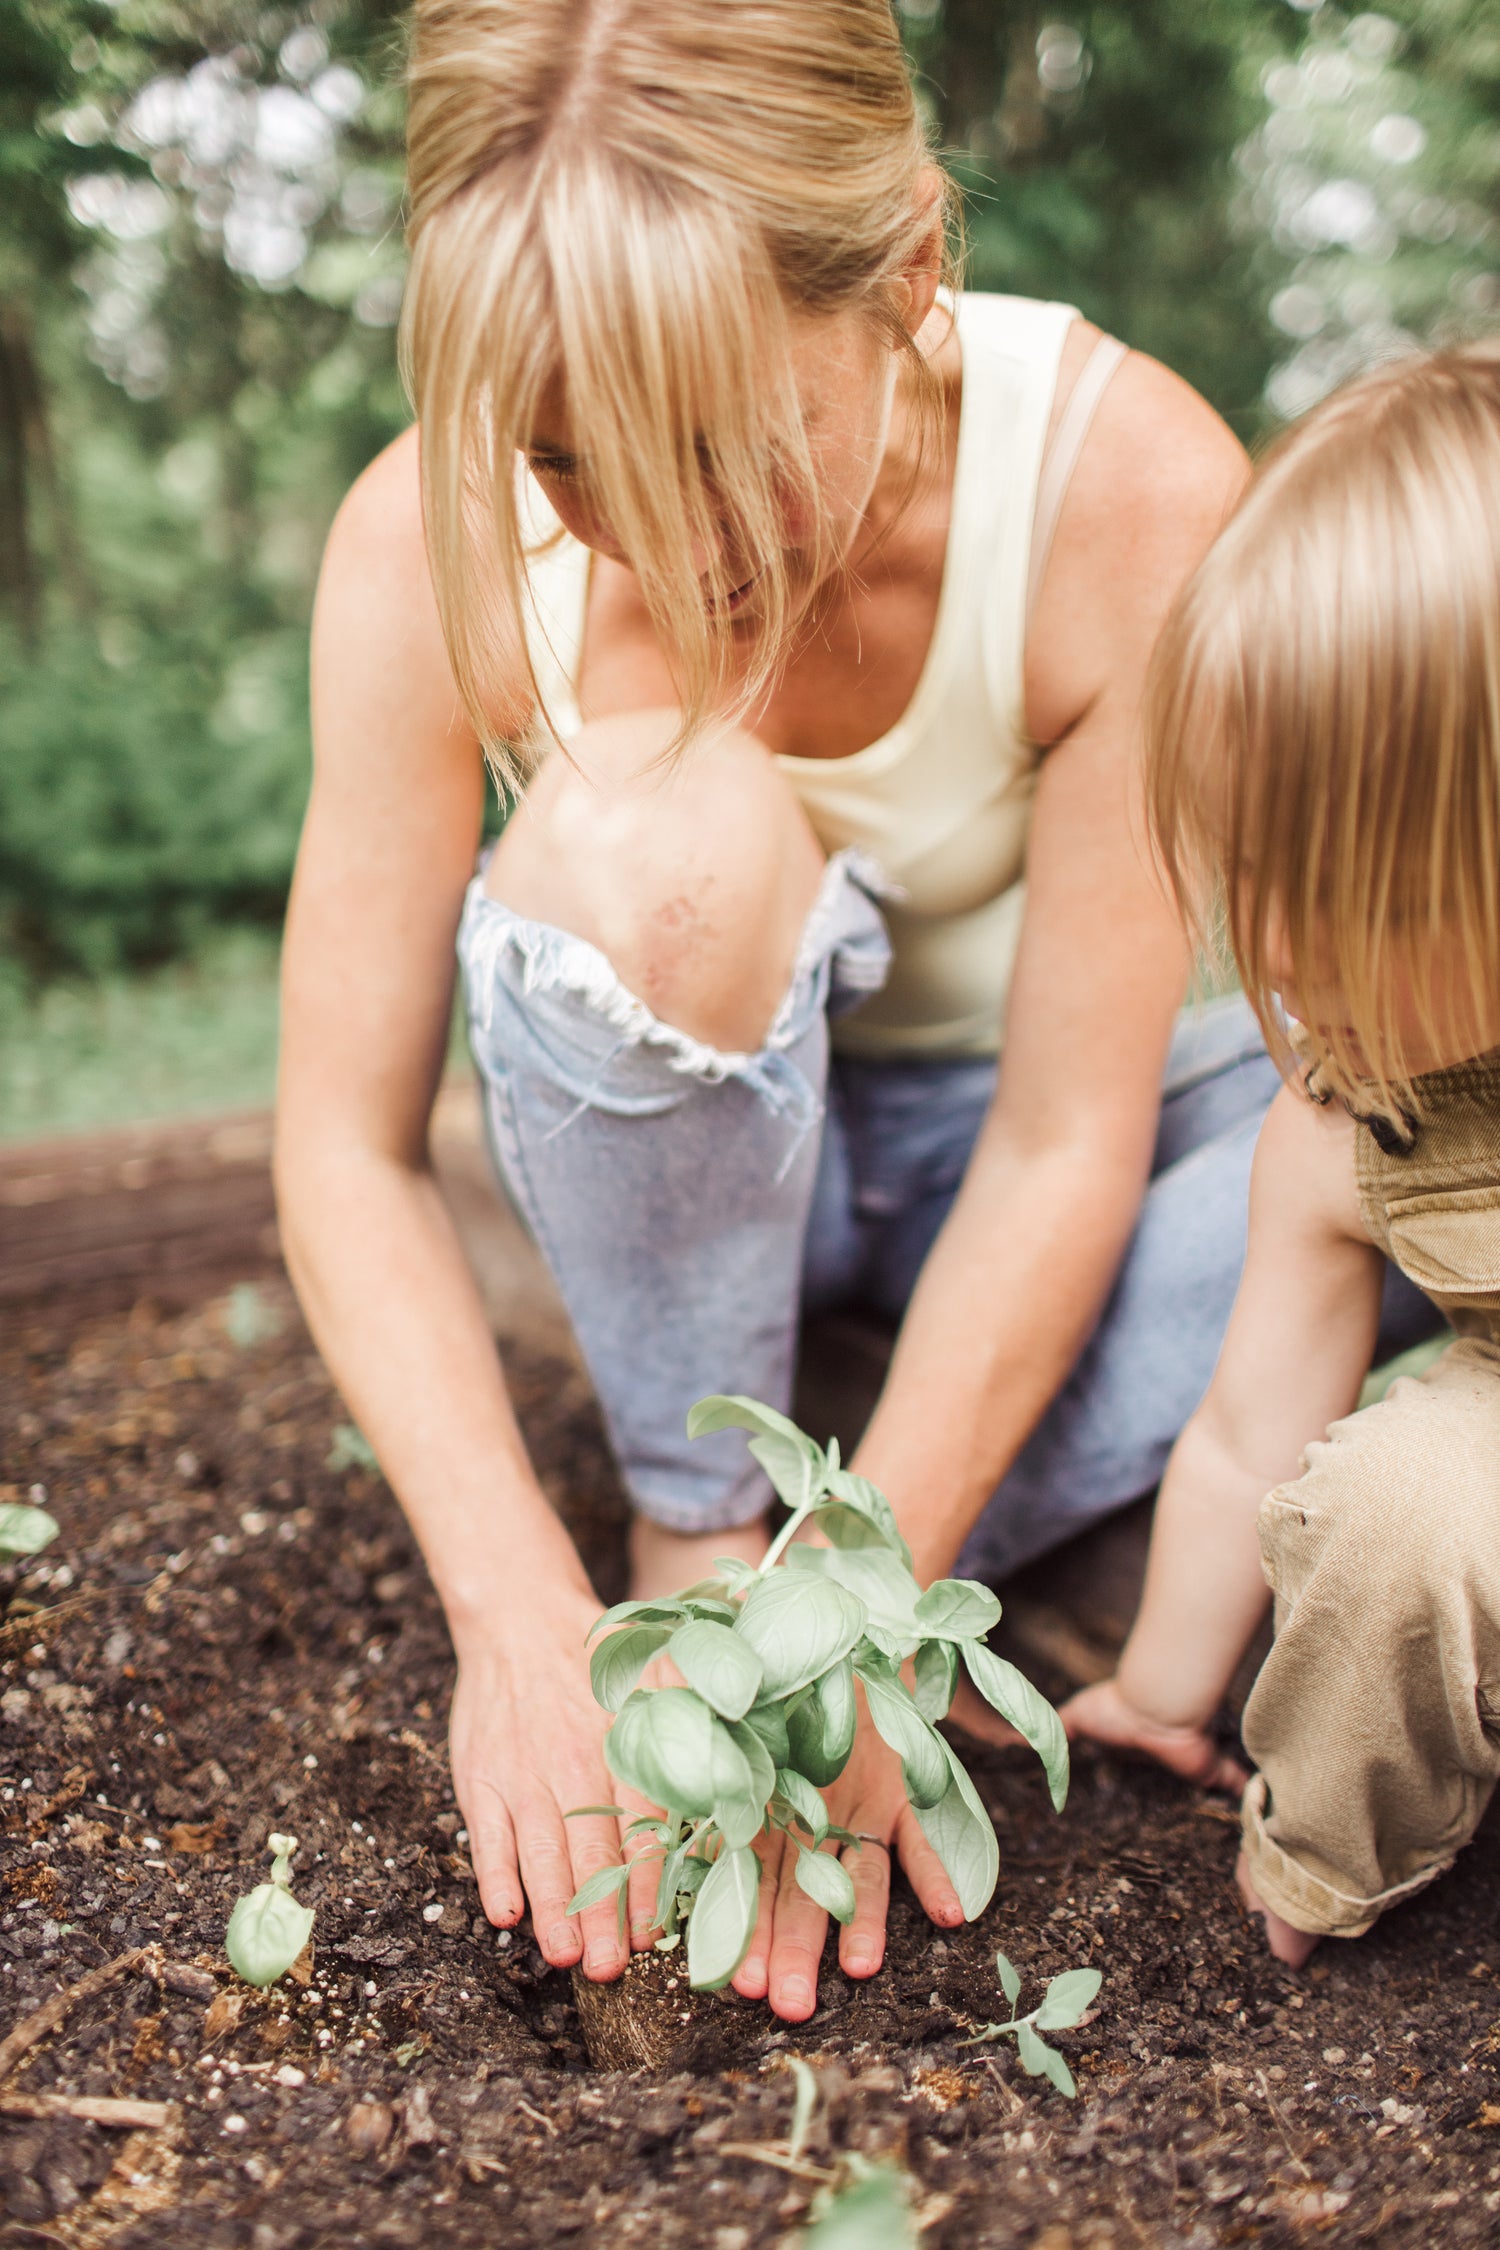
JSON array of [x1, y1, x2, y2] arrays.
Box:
[[567, 1395, 1069, 1992], [0, 1501, 59, 1563], [226, 1832, 316, 1988], [960, 1950, 1102, 2097]]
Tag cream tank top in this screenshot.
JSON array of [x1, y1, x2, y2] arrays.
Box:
[[517, 292, 1111, 1060]]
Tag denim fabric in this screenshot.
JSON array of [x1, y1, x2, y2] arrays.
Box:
[[459, 873, 1439, 1566]]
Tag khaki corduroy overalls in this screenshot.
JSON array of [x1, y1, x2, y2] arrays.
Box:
[[1240, 1047, 1500, 1937]]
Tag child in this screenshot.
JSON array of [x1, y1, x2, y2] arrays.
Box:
[[1060, 339, 1500, 1965]]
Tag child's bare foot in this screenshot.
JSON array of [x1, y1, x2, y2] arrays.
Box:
[[1235, 1849, 1322, 1967], [628, 1513, 769, 1601]]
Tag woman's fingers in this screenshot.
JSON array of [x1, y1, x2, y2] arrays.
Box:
[[731, 1829, 785, 2001], [892, 1800, 964, 1928], [619, 1791, 667, 1949], [465, 1785, 524, 1930], [837, 1832, 891, 1978], [764, 1846, 834, 2023], [562, 1804, 636, 1979]]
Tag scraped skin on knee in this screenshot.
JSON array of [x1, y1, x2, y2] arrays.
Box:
[[486, 709, 829, 1054], [1235, 1849, 1322, 1968]]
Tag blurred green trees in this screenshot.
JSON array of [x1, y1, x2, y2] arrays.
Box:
[[2, 0, 1496, 984]]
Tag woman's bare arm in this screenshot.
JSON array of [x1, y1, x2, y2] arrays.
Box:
[[855, 345, 1248, 1581], [277, 427, 650, 1980], [750, 348, 1252, 2020], [1064, 1086, 1383, 1770]]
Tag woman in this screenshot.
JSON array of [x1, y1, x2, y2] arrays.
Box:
[[277, 0, 1382, 2023]]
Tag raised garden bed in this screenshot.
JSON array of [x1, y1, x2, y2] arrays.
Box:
[[5, 1264, 1500, 2243]]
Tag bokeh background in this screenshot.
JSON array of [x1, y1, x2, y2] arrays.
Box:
[[4, 0, 1497, 1137]]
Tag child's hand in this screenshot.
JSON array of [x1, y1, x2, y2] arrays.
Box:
[[1059, 1677, 1248, 1795]]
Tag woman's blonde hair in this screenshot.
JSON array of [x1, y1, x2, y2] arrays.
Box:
[[1148, 339, 1500, 1116], [400, 0, 953, 779]]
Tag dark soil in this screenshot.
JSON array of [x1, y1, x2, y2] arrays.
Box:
[[5, 1275, 1500, 2247]]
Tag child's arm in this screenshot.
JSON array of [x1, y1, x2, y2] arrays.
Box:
[[1061, 1081, 1385, 1783]]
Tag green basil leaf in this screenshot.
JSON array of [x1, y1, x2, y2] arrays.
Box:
[[604, 1688, 753, 1819], [1014, 2016, 1053, 2079], [733, 1573, 864, 1700], [784, 1657, 857, 1787], [564, 1803, 627, 1819], [821, 1468, 913, 1570], [738, 1699, 790, 1769], [686, 1395, 827, 1512], [995, 1950, 1022, 2010], [565, 1862, 631, 1916], [1034, 1966, 1102, 2030], [774, 1766, 829, 1843], [712, 1792, 766, 1850], [912, 1738, 999, 1921], [912, 1638, 959, 1723], [962, 1643, 1070, 1812], [225, 1882, 315, 1989], [586, 1598, 685, 1644], [725, 1717, 777, 1810], [789, 1544, 921, 1649], [913, 1578, 1002, 1642], [0, 1502, 59, 1560], [686, 1843, 760, 1990], [809, 1501, 892, 1553], [802, 2165, 915, 2248], [1016, 2017, 1076, 2097], [668, 1618, 765, 1722], [589, 1624, 672, 1713], [792, 1841, 857, 1925], [858, 1666, 948, 1811]]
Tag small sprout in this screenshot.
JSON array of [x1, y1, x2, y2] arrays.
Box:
[[226, 1832, 316, 1989], [566, 1395, 1070, 1992], [223, 1282, 281, 1349], [327, 1423, 379, 1474], [0, 1502, 59, 1563], [803, 2158, 917, 2247], [961, 1950, 1102, 2097]]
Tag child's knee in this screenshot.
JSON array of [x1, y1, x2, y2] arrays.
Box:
[[1262, 1359, 1500, 1617]]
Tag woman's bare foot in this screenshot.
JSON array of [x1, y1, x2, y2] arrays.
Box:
[[1235, 1849, 1323, 1967], [628, 1513, 770, 1602]]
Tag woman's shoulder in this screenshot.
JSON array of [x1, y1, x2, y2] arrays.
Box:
[[322, 423, 428, 606]]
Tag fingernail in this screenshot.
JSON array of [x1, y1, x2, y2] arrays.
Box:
[[585, 1945, 617, 1976], [781, 1975, 812, 2013], [846, 1948, 873, 1974]]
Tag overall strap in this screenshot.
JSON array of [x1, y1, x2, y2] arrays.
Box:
[[1024, 332, 1130, 631]]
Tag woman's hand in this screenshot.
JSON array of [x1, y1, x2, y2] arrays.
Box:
[[449, 1595, 662, 1981], [1059, 1676, 1247, 1794], [730, 1713, 964, 2023]]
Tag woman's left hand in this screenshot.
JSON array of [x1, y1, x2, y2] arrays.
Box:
[[730, 1713, 964, 2023]]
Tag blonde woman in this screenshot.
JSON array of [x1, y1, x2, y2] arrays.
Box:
[[1062, 342, 1500, 1965], [277, 0, 1427, 2018]]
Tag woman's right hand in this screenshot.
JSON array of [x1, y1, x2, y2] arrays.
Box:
[[449, 1596, 662, 1980]]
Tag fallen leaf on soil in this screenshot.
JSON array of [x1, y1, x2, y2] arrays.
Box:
[[165, 1819, 223, 1854], [201, 1989, 246, 2043]]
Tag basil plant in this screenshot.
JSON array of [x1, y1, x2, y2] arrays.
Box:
[[567, 1396, 1069, 1993]]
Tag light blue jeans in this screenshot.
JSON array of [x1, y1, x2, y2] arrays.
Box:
[[458, 851, 1437, 1579]]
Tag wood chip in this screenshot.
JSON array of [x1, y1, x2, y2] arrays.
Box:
[[0, 1944, 163, 2084], [0, 2091, 174, 2130]]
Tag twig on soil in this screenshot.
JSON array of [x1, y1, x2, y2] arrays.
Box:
[[1255, 2067, 1313, 2178], [0, 2091, 173, 2130], [718, 2143, 837, 2184], [0, 1944, 164, 2084]]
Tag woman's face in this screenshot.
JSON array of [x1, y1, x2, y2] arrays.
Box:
[[522, 304, 904, 621]]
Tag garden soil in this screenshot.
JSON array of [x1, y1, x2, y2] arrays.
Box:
[[5, 1275, 1500, 2248]]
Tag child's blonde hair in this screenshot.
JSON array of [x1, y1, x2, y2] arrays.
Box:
[[1148, 339, 1500, 1116], [399, 0, 953, 779]]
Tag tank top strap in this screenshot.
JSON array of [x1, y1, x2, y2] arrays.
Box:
[[1025, 333, 1129, 630]]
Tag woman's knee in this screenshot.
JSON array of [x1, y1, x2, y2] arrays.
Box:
[[488, 710, 827, 1049]]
